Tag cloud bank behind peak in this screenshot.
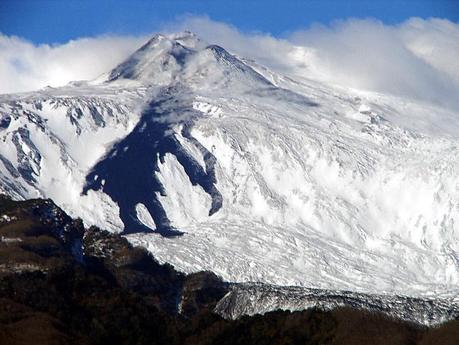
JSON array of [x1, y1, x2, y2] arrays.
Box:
[[0, 34, 147, 94], [170, 16, 459, 111]]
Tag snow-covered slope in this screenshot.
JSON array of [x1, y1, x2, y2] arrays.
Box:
[[1, 32, 458, 303], [215, 283, 459, 326], [0, 82, 148, 229]]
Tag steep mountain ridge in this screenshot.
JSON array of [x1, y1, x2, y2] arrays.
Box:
[[0, 32, 458, 304]]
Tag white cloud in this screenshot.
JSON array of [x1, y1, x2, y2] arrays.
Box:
[[169, 16, 459, 111], [164, 16, 305, 77], [288, 18, 459, 109], [2, 16, 459, 111], [0, 34, 146, 94]]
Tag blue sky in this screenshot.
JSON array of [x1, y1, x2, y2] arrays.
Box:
[[1, 0, 458, 43]]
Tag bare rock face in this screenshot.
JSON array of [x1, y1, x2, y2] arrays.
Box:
[[83, 226, 186, 313], [180, 271, 229, 317], [0, 195, 84, 275]]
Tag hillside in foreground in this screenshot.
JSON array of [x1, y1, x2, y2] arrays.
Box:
[[0, 195, 457, 344]]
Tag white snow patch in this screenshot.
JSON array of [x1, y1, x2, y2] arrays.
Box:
[[156, 153, 212, 228], [135, 203, 157, 230]]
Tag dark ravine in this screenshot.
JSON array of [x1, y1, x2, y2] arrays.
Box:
[[0, 195, 458, 345], [82, 85, 222, 237]]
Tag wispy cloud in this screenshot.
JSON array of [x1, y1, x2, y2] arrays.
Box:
[[288, 17, 459, 109], [2, 16, 459, 111], [170, 16, 459, 110], [0, 34, 146, 94]]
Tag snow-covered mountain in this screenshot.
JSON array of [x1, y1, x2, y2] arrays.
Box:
[[1, 31, 458, 303]]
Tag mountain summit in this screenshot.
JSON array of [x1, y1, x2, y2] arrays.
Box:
[[0, 33, 458, 303], [106, 31, 271, 90]]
